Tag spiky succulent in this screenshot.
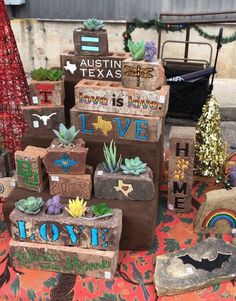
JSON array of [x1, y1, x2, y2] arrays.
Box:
[[65, 197, 87, 218], [15, 196, 43, 215], [103, 140, 122, 173], [31, 67, 48, 81], [84, 18, 104, 31], [47, 195, 63, 215], [121, 157, 147, 176], [53, 123, 79, 146], [47, 69, 63, 81], [128, 39, 145, 61], [92, 203, 112, 217]]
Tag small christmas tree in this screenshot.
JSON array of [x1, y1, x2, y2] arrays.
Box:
[[194, 95, 226, 177]]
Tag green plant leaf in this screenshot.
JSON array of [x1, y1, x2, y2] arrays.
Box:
[[185, 239, 192, 245], [212, 283, 220, 292], [164, 238, 180, 252], [161, 226, 170, 232], [147, 236, 159, 254], [180, 217, 193, 224], [88, 281, 94, 293], [43, 277, 57, 288], [27, 289, 36, 301], [10, 275, 20, 296], [144, 270, 152, 280]]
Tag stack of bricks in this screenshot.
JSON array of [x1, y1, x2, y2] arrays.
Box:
[[43, 137, 92, 200], [21, 74, 65, 130], [6, 24, 170, 251], [9, 203, 122, 279]]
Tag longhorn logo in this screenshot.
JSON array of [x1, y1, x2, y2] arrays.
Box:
[[32, 112, 57, 125]]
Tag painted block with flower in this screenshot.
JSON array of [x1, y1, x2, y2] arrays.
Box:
[[9, 195, 122, 251], [122, 40, 165, 91], [167, 126, 195, 213], [94, 140, 155, 201], [29, 68, 65, 106], [43, 124, 88, 175], [73, 19, 108, 56]]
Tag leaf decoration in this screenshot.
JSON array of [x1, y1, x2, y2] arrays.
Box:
[[10, 275, 20, 296], [180, 217, 193, 224], [164, 238, 180, 252]]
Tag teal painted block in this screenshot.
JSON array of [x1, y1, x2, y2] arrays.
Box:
[[81, 45, 100, 52], [81, 37, 100, 43]]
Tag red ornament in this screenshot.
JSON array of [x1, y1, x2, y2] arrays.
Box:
[[0, 0, 30, 153]]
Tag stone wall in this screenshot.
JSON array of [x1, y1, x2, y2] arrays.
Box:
[[11, 19, 236, 78]]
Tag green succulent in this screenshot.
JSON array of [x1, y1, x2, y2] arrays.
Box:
[[31, 67, 48, 81], [103, 140, 122, 173], [128, 39, 145, 61], [92, 203, 112, 217], [47, 69, 63, 81], [53, 123, 80, 146], [15, 196, 43, 215], [121, 157, 147, 176], [84, 18, 104, 31]]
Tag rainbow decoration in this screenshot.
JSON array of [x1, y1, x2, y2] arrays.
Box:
[[202, 209, 236, 230]]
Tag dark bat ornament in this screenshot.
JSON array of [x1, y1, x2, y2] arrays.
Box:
[[179, 253, 231, 272]]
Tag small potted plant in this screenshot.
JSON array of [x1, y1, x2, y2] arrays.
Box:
[[65, 197, 113, 220], [73, 18, 108, 56], [94, 141, 155, 201], [46, 195, 63, 215], [29, 67, 65, 106], [15, 196, 44, 215], [9, 195, 122, 251], [122, 39, 165, 91], [43, 123, 88, 175], [0, 135, 14, 178]]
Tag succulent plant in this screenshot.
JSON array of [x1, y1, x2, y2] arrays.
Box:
[[121, 157, 147, 176], [103, 140, 122, 173], [47, 195, 63, 215], [128, 39, 145, 61], [47, 69, 63, 81], [31, 67, 48, 81], [53, 123, 80, 146], [65, 197, 87, 218], [15, 196, 43, 215], [92, 203, 112, 217], [84, 18, 104, 31], [144, 41, 158, 62]]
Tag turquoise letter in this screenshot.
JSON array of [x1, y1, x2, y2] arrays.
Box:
[[114, 117, 131, 137], [135, 120, 148, 141], [17, 220, 35, 240], [65, 225, 78, 244], [91, 228, 98, 246], [39, 223, 59, 242], [80, 113, 94, 134]]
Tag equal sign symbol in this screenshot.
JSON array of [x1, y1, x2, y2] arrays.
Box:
[[81, 36, 100, 52]]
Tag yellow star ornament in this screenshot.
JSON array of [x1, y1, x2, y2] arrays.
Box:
[[114, 180, 133, 197], [93, 116, 113, 136]]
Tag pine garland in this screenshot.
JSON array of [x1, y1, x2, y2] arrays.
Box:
[[193, 25, 236, 44], [123, 18, 236, 51]]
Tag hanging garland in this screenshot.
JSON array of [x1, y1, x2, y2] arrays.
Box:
[[122, 18, 236, 51], [193, 25, 236, 44]]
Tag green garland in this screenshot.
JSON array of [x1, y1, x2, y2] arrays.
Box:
[[193, 25, 236, 44], [123, 18, 236, 51]]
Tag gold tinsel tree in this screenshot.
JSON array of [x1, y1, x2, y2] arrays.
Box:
[[194, 95, 226, 177]]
